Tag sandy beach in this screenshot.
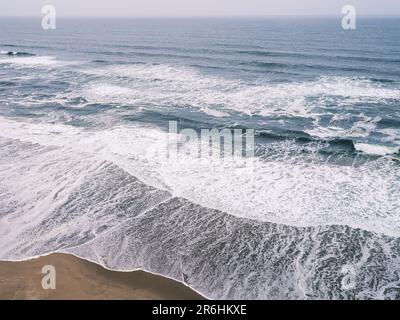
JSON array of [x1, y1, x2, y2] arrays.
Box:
[[0, 253, 205, 300]]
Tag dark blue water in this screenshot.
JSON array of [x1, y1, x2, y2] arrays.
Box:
[[1, 17, 400, 299]]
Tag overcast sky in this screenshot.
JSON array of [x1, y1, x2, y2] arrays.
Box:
[[1, 0, 399, 17]]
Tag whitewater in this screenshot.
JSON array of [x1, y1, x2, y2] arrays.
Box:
[[1, 17, 400, 299]]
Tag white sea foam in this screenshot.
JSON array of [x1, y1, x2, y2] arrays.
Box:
[[1, 117, 399, 237], [354, 143, 399, 156], [4, 60, 399, 143], [305, 115, 382, 139], [0, 55, 73, 67], [1, 117, 400, 300], [75, 64, 400, 142], [379, 128, 400, 145]]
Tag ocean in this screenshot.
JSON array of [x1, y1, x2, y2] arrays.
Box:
[[0, 17, 400, 299]]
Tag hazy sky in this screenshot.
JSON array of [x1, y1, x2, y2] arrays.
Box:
[[1, 0, 399, 17]]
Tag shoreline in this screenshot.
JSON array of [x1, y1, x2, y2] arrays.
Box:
[[0, 253, 206, 300]]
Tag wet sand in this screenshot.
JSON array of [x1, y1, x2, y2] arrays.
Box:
[[0, 253, 205, 300]]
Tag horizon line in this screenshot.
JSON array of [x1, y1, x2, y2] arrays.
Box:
[[1, 14, 400, 18]]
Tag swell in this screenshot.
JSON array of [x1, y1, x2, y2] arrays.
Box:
[[240, 60, 399, 76], [0, 50, 35, 56], [237, 49, 400, 64], [0, 44, 48, 49]]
